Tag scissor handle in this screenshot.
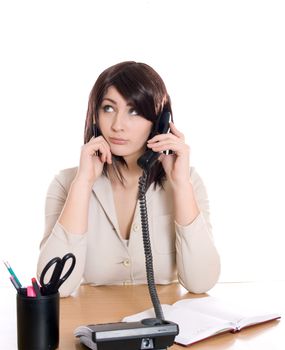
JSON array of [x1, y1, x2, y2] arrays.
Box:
[[40, 253, 76, 294], [56, 253, 76, 289], [40, 256, 61, 288]]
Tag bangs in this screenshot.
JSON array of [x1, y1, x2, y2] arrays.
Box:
[[110, 68, 161, 122]]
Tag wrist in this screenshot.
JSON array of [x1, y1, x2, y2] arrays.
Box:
[[170, 178, 193, 191], [171, 180, 196, 203], [171, 181, 200, 226], [72, 176, 94, 191]]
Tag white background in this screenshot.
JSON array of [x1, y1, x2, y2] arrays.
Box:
[[0, 0, 284, 288]]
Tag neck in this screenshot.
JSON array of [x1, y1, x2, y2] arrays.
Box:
[[108, 155, 143, 189]]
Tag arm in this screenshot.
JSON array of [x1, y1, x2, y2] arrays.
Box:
[[147, 123, 220, 293], [37, 168, 88, 297], [37, 136, 113, 297], [171, 179, 200, 226], [58, 135, 112, 234], [147, 121, 200, 227], [174, 168, 220, 293], [58, 178, 93, 234]]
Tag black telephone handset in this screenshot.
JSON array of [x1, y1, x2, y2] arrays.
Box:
[[137, 110, 171, 171]]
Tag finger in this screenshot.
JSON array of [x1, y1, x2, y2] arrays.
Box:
[[88, 135, 104, 144], [84, 140, 104, 155], [100, 141, 113, 164], [102, 143, 113, 164], [147, 142, 188, 155], [98, 139, 113, 163], [98, 143, 112, 163], [107, 152, 112, 164], [85, 141, 110, 163], [147, 139, 184, 149], [105, 146, 112, 164], [169, 122, 185, 140], [147, 133, 180, 144], [88, 137, 112, 163]]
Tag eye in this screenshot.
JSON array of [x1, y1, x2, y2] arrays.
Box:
[[129, 107, 139, 116], [102, 105, 114, 113]]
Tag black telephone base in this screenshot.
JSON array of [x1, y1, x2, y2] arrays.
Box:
[[74, 318, 179, 350]]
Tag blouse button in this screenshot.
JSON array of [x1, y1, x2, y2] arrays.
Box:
[[123, 259, 131, 267], [132, 223, 140, 232]]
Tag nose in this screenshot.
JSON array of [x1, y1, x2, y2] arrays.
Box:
[[111, 111, 125, 131]]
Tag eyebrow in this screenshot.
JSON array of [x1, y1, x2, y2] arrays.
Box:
[[102, 98, 117, 104], [102, 97, 134, 106]]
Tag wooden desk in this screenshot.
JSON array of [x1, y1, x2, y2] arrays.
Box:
[[1, 282, 284, 349]]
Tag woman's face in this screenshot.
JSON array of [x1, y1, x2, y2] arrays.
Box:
[[98, 86, 153, 161]]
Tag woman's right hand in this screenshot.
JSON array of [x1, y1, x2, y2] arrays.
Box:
[[75, 136, 112, 186]]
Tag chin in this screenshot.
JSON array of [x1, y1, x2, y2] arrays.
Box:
[[112, 152, 128, 158], [109, 149, 129, 158], [111, 150, 142, 162], [109, 144, 145, 161]]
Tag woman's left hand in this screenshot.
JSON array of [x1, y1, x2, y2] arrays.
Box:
[[147, 122, 190, 187]]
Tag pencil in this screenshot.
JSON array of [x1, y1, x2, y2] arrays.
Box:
[[3, 261, 22, 287], [10, 276, 20, 292]]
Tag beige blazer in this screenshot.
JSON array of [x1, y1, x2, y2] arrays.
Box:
[[37, 167, 220, 297]]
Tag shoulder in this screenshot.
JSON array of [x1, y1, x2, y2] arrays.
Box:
[[189, 166, 203, 185], [56, 166, 78, 181], [49, 166, 78, 194], [189, 167, 209, 204]]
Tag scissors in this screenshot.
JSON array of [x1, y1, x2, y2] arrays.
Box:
[[40, 253, 76, 295]]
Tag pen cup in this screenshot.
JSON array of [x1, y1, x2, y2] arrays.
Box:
[[17, 291, 59, 350]]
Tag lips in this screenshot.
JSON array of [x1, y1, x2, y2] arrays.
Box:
[[109, 137, 128, 145]]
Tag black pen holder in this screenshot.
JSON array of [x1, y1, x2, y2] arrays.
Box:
[[17, 291, 59, 350]]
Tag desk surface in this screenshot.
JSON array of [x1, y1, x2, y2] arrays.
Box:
[[1, 281, 284, 349]]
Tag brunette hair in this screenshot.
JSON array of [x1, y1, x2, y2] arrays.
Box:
[[84, 61, 173, 190]]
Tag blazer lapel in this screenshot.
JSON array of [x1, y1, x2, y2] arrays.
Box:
[[92, 175, 121, 235], [92, 175, 161, 241]]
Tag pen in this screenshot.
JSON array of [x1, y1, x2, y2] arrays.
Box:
[[31, 277, 41, 297], [10, 276, 20, 292], [3, 261, 22, 287]]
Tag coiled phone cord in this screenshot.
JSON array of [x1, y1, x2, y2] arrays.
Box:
[[138, 171, 165, 321]]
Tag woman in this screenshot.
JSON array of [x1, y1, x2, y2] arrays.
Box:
[[37, 61, 220, 297]]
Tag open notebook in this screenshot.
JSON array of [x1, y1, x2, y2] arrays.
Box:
[[122, 296, 281, 346]]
